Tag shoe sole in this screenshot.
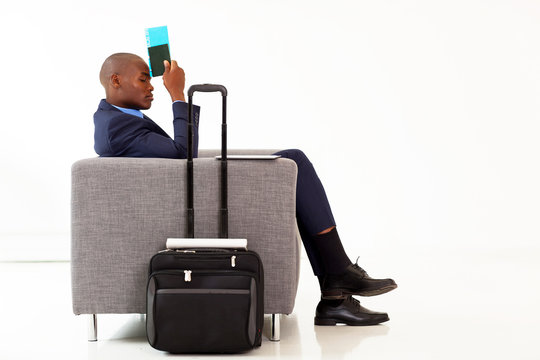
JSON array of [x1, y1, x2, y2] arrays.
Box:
[[321, 284, 397, 300], [314, 315, 389, 326]]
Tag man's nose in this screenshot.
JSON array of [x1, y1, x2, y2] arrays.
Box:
[[148, 82, 154, 91]]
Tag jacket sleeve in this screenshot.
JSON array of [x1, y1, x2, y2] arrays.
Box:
[[107, 102, 201, 158], [172, 101, 200, 158]]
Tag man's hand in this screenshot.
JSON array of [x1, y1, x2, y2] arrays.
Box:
[[162, 60, 186, 102]]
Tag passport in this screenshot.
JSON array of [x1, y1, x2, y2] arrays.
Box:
[[145, 26, 171, 77]]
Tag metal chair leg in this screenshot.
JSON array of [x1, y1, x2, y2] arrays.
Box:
[[88, 314, 97, 342], [87, 313, 279, 342], [270, 314, 281, 341]]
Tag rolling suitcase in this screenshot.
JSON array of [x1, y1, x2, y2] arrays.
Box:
[[146, 84, 264, 353]]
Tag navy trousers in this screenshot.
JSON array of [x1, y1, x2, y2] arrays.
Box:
[[273, 149, 336, 275]]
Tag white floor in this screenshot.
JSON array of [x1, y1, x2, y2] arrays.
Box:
[[1, 246, 539, 359]]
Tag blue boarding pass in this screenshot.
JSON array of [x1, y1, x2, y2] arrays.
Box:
[[145, 26, 171, 77]]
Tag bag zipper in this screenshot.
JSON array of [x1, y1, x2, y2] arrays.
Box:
[[150, 269, 257, 283], [153, 252, 239, 268]]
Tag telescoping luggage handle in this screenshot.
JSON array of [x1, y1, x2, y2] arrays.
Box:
[[187, 84, 228, 239]]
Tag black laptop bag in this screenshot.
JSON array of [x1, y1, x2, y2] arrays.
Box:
[[146, 85, 264, 353]]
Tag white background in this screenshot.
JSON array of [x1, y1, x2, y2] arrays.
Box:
[[1, 0, 539, 259]]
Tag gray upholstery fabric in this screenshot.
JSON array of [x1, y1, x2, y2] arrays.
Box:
[[71, 153, 299, 315]]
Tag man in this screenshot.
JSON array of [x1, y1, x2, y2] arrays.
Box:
[[94, 53, 397, 326]]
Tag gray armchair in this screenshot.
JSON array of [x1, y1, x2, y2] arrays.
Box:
[[71, 150, 300, 342]]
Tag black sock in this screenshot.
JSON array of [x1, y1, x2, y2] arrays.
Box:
[[320, 298, 345, 306], [311, 227, 352, 275]]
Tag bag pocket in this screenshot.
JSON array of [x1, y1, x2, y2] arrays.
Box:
[[147, 270, 258, 353]]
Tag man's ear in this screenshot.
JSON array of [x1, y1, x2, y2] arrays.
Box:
[[111, 74, 121, 89]]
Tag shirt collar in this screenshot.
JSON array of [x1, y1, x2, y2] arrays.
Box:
[[111, 104, 144, 119]]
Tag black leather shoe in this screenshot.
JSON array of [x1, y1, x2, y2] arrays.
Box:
[[315, 296, 389, 326], [320, 261, 397, 299]]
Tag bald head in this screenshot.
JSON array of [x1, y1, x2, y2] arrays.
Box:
[[99, 53, 146, 87], [99, 53, 154, 110]]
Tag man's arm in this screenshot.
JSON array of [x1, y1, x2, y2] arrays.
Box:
[[163, 60, 185, 102], [172, 101, 199, 158], [163, 59, 199, 156]]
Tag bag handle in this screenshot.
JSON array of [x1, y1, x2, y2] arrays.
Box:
[[187, 84, 228, 239]]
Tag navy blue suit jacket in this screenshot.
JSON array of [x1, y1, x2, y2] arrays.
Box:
[[94, 99, 201, 158]]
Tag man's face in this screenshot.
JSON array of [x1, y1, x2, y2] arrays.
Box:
[[115, 59, 154, 110]]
